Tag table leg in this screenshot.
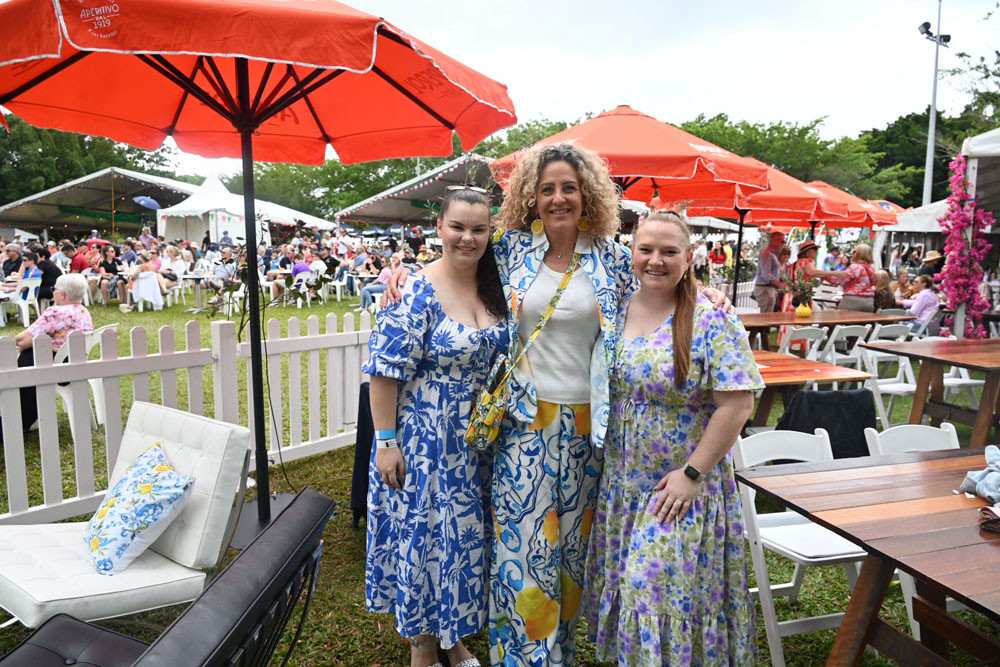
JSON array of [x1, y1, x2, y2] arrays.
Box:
[[826, 553, 895, 666], [908, 361, 939, 426], [758, 327, 771, 351], [751, 387, 778, 427], [970, 372, 1000, 448], [915, 579, 949, 659]]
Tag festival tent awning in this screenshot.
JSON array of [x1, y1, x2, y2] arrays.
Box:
[[157, 173, 334, 244], [962, 127, 1000, 222], [0, 166, 198, 235], [886, 199, 947, 233], [335, 153, 494, 225]]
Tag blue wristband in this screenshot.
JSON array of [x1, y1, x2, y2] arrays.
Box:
[[376, 429, 397, 440]]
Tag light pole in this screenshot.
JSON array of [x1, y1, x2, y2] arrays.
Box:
[[919, 2, 951, 206]]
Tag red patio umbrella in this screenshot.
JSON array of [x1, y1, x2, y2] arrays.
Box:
[[0, 0, 516, 535], [492, 105, 770, 299], [806, 182, 899, 227]]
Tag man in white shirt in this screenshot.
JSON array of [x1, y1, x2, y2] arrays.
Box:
[[753, 232, 788, 313], [692, 241, 709, 282]]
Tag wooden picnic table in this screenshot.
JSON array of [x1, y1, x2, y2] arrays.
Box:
[[750, 350, 872, 428], [740, 310, 913, 350], [862, 338, 1000, 449], [737, 448, 999, 665]]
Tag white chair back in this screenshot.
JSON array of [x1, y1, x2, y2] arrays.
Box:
[[876, 308, 909, 317], [864, 422, 960, 456], [868, 323, 911, 342], [735, 428, 833, 469], [112, 402, 251, 569], [776, 326, 826, 359]]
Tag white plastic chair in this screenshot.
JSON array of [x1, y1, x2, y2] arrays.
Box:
[[863, 422, 965, 639], [909, 309, 943, 339], [862, 344, 918, 429], [776, 326, 826, 360], [876, 308, 909, 317], [734, 428, 865, 667], [818, 323, 871, 389], [129, 271, 164, 311], [0, 402, 251, 629], [864, 323, 912, 376], [0, 277, 43, 326]]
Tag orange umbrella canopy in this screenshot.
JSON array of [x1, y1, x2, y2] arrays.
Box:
[[806, 182, 898, 227], [0, 0, 517, 165], [677, 158, 853, 225], [491, 105, 769, 201]]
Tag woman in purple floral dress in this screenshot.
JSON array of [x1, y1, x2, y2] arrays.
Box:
[[584, 211, 763, 666]]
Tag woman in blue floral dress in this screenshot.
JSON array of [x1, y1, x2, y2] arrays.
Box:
[[364, 188, 508, 667], [584, 211, 763, 666]]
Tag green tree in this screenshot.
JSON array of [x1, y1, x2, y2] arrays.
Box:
[[0, 114, 176, 206]]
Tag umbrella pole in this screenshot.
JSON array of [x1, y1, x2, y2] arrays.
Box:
[[809, 220, 818, 240], [227, 58, 292, 548], [731, 208, 748, 304]]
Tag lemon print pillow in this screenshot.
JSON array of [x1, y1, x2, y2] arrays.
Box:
[[84, 443, 195, 575]]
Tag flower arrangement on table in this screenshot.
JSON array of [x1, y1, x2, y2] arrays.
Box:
[[788, 273, 820, 308]]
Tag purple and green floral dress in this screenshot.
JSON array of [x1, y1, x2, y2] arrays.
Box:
[[584, 294, 764, 666]]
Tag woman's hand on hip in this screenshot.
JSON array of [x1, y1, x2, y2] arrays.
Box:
[[700, 286, 735, 313], [382, 265, 414, 306], [376, 448, 407, 489], [652, 468, 701, 524]]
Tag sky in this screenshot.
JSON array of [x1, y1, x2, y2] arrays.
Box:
[[171, 0, 998, 175]]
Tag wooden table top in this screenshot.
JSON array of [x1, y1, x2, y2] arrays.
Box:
[[740, 309, 913, 329], [737, 449, 1000, 622], [753, 350, 872, 387], [862, 338, 1000, 372]]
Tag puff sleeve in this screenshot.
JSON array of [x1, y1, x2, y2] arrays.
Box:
[[362, 276, 434, 383], [699, 301, 765, 392]]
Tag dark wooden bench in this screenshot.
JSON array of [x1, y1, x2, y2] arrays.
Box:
[[0, 487, 335, 667]]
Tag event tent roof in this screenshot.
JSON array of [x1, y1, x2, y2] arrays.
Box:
[[157, 174, 335, 231], [889, 199, 948, 234], [335, 154, 495, 225], [0, 166, 197, 234], [963, 127, 1000, 221]]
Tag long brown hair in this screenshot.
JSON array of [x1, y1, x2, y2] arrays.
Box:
[[636, 211, 697, 388]]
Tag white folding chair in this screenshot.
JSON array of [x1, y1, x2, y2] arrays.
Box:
[[776, 326, 826, 360], [876, 308, 909, 317], [862, 344, 918, 429], [0, 277, 43, 327], [818, 324, 871, 389], [863, 422, 966, 639], [864, 323, 912, 376], [908, 309, 943, 339], [734, 429, 866, 667]]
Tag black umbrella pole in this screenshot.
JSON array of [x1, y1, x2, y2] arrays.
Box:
[[241, 132, 270, 524], [731, 208, 747, 305]]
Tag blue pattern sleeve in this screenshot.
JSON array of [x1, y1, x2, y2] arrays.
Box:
[[362, 276, 434, 382], [699, 300, 765, 392]]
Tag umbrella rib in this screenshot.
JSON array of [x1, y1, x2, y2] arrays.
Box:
[[164, 56, 206, 137], [256, 68, 345, 126], [371, 65, 454, 130], [286, 65, 332, 143], [0, 51, 90, 105], [256, 68, 295, 115], [250, 62, 277, 115], [137, 55, 235, 123], [202, 56, 240, 118]]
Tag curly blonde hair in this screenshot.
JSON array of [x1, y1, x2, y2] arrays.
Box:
[[495, 143, 621, 240]]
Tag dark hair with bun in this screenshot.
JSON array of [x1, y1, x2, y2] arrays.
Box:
[[439, 188, 507, 322]]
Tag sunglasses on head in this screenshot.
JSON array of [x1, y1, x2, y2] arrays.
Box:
[[445, 185, 488, 194]]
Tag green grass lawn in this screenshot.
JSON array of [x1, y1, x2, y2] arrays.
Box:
[[0, 296, 996, 665]]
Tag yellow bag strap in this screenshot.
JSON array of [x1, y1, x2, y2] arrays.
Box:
[[496, 254, 580, 387]]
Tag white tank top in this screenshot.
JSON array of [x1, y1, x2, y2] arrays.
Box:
[[518, 262, 601, 403]]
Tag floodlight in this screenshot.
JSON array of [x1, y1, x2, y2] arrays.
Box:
[[918, 21, 931, 35]]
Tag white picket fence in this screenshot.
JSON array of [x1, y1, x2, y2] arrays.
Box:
[[0, 313, 371, 526]]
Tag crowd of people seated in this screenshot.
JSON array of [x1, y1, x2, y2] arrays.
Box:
[[0, 225, 443, 314]]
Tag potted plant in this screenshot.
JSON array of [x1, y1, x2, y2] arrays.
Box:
[[789, 273, 819, 317]]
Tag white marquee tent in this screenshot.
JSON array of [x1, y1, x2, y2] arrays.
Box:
[[157, 175, 335, 245]]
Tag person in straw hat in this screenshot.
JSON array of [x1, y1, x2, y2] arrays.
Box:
[[919, 249, 944, 277]]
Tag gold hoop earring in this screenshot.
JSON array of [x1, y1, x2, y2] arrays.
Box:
[[531, 219, 544, 234], [577, 216, 591, 232]]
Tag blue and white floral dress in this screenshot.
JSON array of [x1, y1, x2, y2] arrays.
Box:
[[363, 274, 509, 649]]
